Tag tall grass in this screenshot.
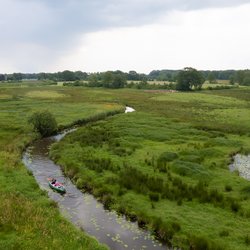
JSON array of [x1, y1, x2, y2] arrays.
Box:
[[50, 86, 250, 249], [2, 83, 250, 249]]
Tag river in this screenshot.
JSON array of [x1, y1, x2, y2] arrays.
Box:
[[22, 108, 168, 250]]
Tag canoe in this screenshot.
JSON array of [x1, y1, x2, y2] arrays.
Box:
[[49, 181, 66, 194]]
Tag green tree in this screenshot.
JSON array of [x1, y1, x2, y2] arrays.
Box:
[[0, 74, 5, 81], [229, 74, 235, 84], [112, 74, 127, 88], [243, 76, 250, 86], [88, 74, 100, 87], [60, 70, 76, 81], [236, 70, 245, 85], [28, 111, 58, 137], [102, 71, 114, 88], [176, 67, 205, 91], [13, 73, 22, 81], [207, 72, 216, 83]]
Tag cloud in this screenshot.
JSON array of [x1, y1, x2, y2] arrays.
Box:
[[55, 3, 250, 73], [0, 0, 250, 72]]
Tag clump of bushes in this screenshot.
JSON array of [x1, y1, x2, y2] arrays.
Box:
[[28, 110, 58, 137]]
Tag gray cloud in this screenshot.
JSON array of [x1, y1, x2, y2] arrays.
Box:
[[0, 0, 250, 72]]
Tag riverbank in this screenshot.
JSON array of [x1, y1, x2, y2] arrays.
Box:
[[0, 85, 124, 249]]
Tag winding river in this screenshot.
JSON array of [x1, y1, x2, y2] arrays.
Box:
[[22, 108, 168, 250]]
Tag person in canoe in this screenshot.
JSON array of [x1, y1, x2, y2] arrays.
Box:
[[51, 178, 56, 185], [48, 178, 66, 193]]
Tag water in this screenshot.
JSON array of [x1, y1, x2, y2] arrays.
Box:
[[22, 131, 168, 250], [125, 106, 135, 113], [229, 154, 250, 181]]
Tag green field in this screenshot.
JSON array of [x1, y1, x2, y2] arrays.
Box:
[[50, 87, 250, 249], [1, 82, 250, 249], [0, 83, 123, 250]]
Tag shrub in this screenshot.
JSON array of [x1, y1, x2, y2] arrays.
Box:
[[225, 184, 232, 192], [28, 110, 57, 137], [149, 192, 160, 202]]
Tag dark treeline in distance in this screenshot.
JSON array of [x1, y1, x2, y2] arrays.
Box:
[[1, 69, 250, 87]]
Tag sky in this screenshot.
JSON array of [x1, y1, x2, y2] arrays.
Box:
[[0, 0, 250, 73]]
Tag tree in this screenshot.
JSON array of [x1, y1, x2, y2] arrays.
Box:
[[229, 75, 235, 84], [112, 74, 127, 88], [243, 76, 250, 86], [176, 67, 205, 91], [88, 74, 100, 87], [74, 71, 88, 80], [207, 72, 216, 83], [102, 71, 114, 87], [128, 70, 140, 80], [0, 74, 5, 81], [60, 70, 76, 81], [13, 73, 22, 81], [28, 110, 58, 137]]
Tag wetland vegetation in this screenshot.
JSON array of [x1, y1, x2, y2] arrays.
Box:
[[50, 86, 250, 249], [0, 83, 122, 249], [1, 79, 250, 249]]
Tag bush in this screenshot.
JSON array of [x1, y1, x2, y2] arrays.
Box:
[[28, 110, 57, 137], [149, 192, 160, 202], [225, 184, 232, 192]]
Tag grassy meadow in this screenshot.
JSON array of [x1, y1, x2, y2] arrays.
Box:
[[0, 83, 124, 249], [49, 87, 250, 249], [1, 81, 250, 249]]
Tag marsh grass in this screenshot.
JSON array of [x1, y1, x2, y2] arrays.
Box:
[[2, 83, 250, 249], [0, 84, 126, 249], [50, 86, 250, 249]]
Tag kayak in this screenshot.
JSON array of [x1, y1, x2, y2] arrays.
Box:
[[49, 181, 66, 194]]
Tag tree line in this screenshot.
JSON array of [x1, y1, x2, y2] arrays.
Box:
[[1, 68, 250, 91], [1, 69, 250, 84]]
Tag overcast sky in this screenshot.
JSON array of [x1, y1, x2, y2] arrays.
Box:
[[1, 0, 250, 73]]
